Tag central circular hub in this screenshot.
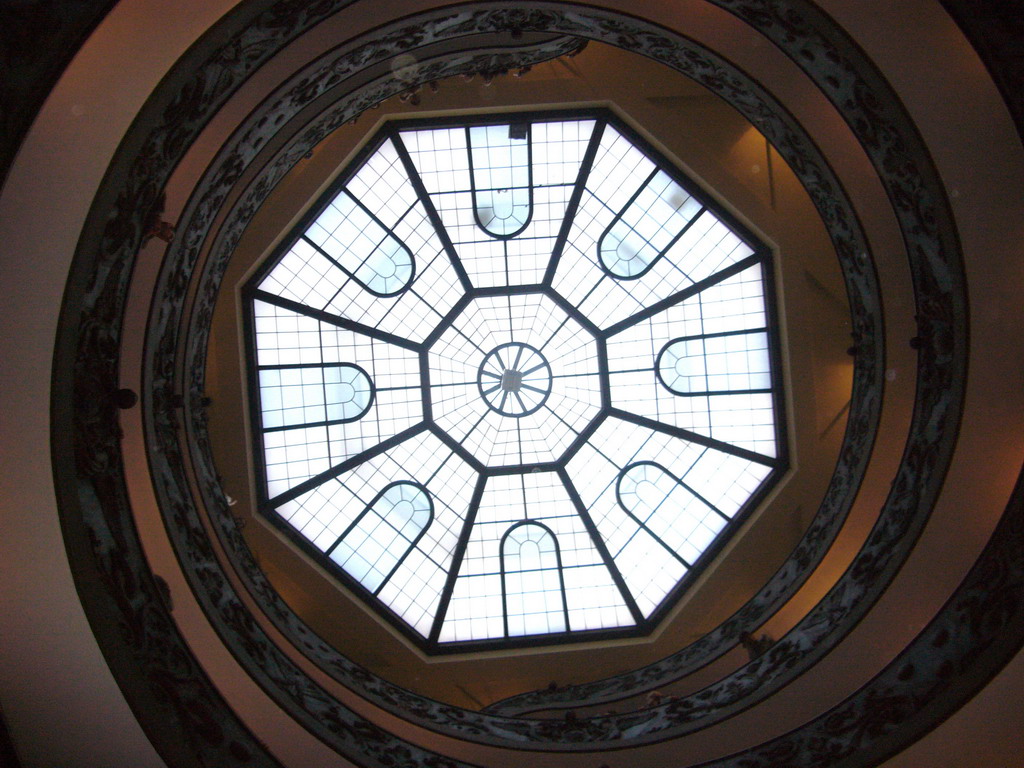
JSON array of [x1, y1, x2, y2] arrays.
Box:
[[427, 293, 603, 468], [477, 342, 552, 416]]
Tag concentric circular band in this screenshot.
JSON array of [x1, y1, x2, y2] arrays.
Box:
[[477, 342, 552, 417]]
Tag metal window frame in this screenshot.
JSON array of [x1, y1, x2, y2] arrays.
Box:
[[240, 107, 789, 655]]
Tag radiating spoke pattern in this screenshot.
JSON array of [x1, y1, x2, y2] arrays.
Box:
[[428, 294, 601, 467], [243, 110, 784, 651]]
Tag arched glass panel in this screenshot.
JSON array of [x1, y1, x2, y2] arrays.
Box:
[[258, 363, 373, 430], [305, 191, 414, 297], [469, 123, 532, 237], [617, 462, 729, 570], [327, 482, 433, 594], [657, 330, 771, 395], [598, 170, 703, 279], [500, 522, 567, 637]]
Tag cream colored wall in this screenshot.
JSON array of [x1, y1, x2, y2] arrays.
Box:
[[0, 0, 1022, 766], [0, 1, 240, 765]]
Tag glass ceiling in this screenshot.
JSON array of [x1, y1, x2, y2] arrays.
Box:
[[243, 110, 785, 652]]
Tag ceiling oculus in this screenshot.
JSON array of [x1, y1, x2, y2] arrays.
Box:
[[243, 110, 786, 652]]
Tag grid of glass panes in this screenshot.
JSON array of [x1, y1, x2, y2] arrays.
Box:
[[402, 120, 595, 287], [245, 111, 782, 650], [427, 293, 602, 467], [605, 263, 777, 457]]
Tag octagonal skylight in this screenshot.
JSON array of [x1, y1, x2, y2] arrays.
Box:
[[243, 110, 786, 652]]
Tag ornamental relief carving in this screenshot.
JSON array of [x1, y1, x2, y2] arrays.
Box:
[[51, 1, 989, 766]]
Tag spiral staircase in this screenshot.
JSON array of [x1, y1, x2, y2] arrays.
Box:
[[1, 2, 1022, 766]]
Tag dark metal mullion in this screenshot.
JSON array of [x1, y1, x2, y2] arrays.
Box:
[[499, 544, 510, 639], [251, 289, 421, 352], [609, 407, 776, 467], [424, 445, 455, 487], [495, 562, 595, 576], [553, 528, 572, 634], [668, 387, 775, 398], [369, 318, 382, 449], [505, 296, 516, 350], [616, 470, 694, 568], [466, 125, 481, 235], [600, 253, 763, 338], [485, 461, 560, 476], [418, 347, 433, 424], [598, 337, 612, 412], [260, 361, 371, 371], [516, 418, 523, 466], [540, 399, 584, 439], [427, 423, 486, 475], [615, 501, 692, 570], [649, 297, 661, 424], [754, 252, 789, 469], [406, 286, 452, 326], [422, 294, 471, 349], [537, 312, 572, 355], [428, 377, 497, 389], [669, 326, 770, 345], [341, 191, 415, 279], [390, 130, 473, 292], [557, 467, 645, 625], [677, 475, 732, 525], [373, 514, 435, 597], [317, 322, 330, 429], [599, 165, 660, 246], [511, 478, 533, 635], [262, 414, 367, 434], [472, 282, 546, 297], [301, 233, 348, 274], [591, 365, 651, 378], [693, 301, 715, 435], [543, 283, 603, 338], [265, 423, 427, 510], [504, 240, 510, 293], [650, 206, 707, 282], [324, 505, 369, 557], [543, 120, 606, 286], [449, 318, 490, 358], [521, 123, 535, 239], [260, 376, 412, 396], [429, 475, 487, 644]]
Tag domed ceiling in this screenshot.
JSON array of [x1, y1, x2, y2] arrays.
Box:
[[4, 1, 1023, 767], [241, 107, 786, 652]]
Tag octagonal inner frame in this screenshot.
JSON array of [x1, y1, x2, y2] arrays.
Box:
[[241, 108, 788, 653], [428, 290, 603, 468]]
